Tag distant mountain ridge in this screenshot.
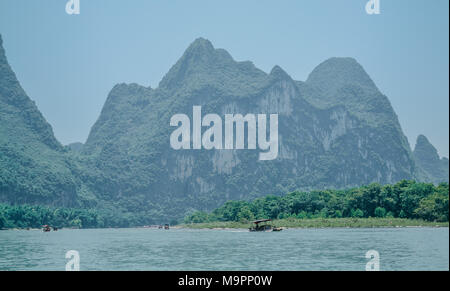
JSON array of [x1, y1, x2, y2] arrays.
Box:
[[413, 135, 449, 184], [0, 35, 447, 222]]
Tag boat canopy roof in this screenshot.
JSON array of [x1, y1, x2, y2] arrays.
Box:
[[252, 219, 271, 224]]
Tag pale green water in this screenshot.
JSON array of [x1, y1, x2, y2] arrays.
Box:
[[0, 227, 448, 271]]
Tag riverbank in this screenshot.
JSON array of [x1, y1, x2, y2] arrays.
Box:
[[180, 218, 449, 229], [2, 218, 448, 231]]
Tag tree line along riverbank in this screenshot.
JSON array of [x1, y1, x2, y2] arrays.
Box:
[[1, 180, 448, 230], [184, 181, 449, 225]]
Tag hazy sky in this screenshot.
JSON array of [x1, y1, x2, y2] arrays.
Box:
[[0, 0, 448, 157]]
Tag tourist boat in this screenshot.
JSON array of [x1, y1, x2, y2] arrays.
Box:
[[42, 225, 51, 232], [249, 219, 282, 232], [164, 224, 170, 230]]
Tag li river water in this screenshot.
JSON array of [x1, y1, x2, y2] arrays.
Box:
[[0, 227, 448, 271]]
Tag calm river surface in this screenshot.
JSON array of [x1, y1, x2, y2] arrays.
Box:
[[0, 227, 448, 271]]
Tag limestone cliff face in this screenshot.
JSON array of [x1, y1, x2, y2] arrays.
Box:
[[81, 38, 421, 221]]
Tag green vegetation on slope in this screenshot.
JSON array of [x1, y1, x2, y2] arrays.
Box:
[[0, 34, 83, 207], [184, 180, 449, 224]]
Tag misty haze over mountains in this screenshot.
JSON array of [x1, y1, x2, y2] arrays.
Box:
[[0, 35, 448, 222]]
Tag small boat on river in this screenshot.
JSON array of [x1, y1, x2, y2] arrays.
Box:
[[249, 219, 282, 232]]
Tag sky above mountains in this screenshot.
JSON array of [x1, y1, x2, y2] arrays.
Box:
[[0, 0, 448, 157]]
